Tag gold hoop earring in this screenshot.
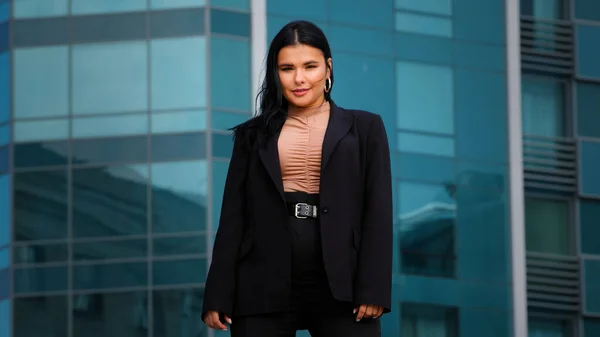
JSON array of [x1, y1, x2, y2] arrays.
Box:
[[324, 78, 332, 93]]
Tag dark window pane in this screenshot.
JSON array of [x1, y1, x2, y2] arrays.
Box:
[[581, 200, 600, 255], [577, 82, 600, 138], [151, 160, 207, 233], [529, 317, 571, 337], [575, 0, 600, 21], [0, 246, 7, 268], [72, 165, 148, 238], [211, 37, 251, 111], [73, 291, 147, 337], [14, 141, 69, 169], [0, 268, 7, 298], [14, 295, 67, 337], [151, 133, 206, 162], [525, 198, 571, 255], [153, 288, 207, 337], [71, 12, 146, 44], [585, 259, 600, 313], [73, 262, 147, 290], [0, 146, 7, 174], [0, 22, 7, 52], [0, 52, 9, 124], [150, 8, 205, 38], [520, 0, 566, 19], [456, 161, 506, 191], [585, 318, 600, 337], [14, 266, 68, 293], [397, 153, 454, 185], [13, 17, 69, 47], [0, 174, 8, 246], [398, 182, 456, 278], [13, 243, 68, 265], [153, 234, 207, 257], [212, 133, 233, 158], [522, 76, 566, 137], [581, 141, 600, 196], [577, 24, 600, 80], [73, 238, 148, 261], [14, 170, 68, 241], [153, 258, 206, 286], [210, 9, 249, 37], [71, 136, 147, 166], [401, 303, 458, 337]]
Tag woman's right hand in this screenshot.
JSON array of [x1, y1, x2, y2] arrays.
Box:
[[203, 311, 232, 331]]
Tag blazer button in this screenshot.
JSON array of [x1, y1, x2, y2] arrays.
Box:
[[321, 207, 329, 214]]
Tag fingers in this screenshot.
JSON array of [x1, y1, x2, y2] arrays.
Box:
[[354, 304, 384, 321], [355, 304, 367, 321], [204, 311, 229, 331]]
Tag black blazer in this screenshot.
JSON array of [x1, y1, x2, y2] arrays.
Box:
[[202, 100, 393, 319]]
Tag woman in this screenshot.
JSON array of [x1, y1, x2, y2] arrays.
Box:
[[202, 20, 393, 337]]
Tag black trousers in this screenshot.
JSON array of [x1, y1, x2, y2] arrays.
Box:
[[230, 192, 381, 337]]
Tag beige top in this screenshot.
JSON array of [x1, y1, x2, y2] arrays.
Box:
[[278, 101, 331, 194]]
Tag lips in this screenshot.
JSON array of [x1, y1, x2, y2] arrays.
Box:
[[292, 88, 309, 97]]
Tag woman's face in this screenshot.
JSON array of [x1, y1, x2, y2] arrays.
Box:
[[277, 44, 331, 109]]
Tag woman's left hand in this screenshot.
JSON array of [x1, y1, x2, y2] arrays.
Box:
[[353, 304, 383, 321]]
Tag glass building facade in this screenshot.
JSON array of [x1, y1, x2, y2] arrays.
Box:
[[0, 0, 598, 336]]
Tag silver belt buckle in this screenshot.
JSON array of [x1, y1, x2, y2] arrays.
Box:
[[295, 203, 308, 219]]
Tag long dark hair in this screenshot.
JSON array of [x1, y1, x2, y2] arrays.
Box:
[[232, 20, 334, 145]]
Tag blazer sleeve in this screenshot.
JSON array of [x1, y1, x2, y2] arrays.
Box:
[[355, 114, 394, 313], [202, 134, 249, 320]]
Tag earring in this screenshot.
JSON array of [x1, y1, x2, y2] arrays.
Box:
[[324, 78, 332, 92]]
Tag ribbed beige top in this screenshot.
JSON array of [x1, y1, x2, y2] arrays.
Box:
[[278, 101, 331, 194]]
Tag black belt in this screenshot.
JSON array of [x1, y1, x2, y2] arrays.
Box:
[[287, 202, 319, 219]]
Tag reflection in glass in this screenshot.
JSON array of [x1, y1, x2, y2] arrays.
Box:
[[210, 9, 250, 37], [525, 198, 571, 255], [72, 165, 148, 238], [72, 114, 148, 138], [14, 170, 68, 241], [14, 46, 68, 119], [528, 317, 571, 337], [14, 266, 68, 293], [73, 291, 148, 337], [151, 160, 207, 233], [151, 110, 207, 134], [0, 175, 8, 247], [73, 238, 148, 261], [402, 303, 458, 337], [73, 262, 147, 291], [13, 243, 68, 265], [153, 258, 207, 286], [397, 182, 455, 278], [13, 0, 68, 19], [14, 119, 69, 143], [396, 0, 452, 15], [150, 8, 205, 38], [521, 0, 566, 19], [397, 153, 454, 185], [395, 12, 452, 38], [211, 37, 251, 111], [151, 36, 207, 110], [14, 295, 67, 337], [151, 133, 206, 162], [153, 234, 207, 257], [153, 288, 207, 337], [14, 141, 69, 169], [73, 41, 148, 115], [71, 12, 146, 44], [71, 136, 147, 166], [522, 77, 565, 137]]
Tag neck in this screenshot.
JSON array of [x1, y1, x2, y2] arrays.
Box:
[[288, 99, 330, 116]]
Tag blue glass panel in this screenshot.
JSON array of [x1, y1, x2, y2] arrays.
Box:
[[456, 186, 510, 283], [14, 295, 67, 336], [330, 0, 393, 29], [71, 12, 146, 43], [211, 111, 249, 131], [0, 147, 7, 174], [0, 247, 7, 268], [212, 160, 228, 230], [454, 0, 505, 44], [401, 303, 459, 336], [0, 53, 8, 124], [398, 153, 454, 185], [211, 9, 250, 37], [153, 289, 207, 337], [267, 0, 327, 22], [72, 114, 148, 138], [575, 0, 600, 22], [153, 258, 207, 285], [334, 55, 395, 126], [456, 161, 506, 191], [460, 309, 510, 337], [400, 276, 459, 306], [211, 37, 250, 111], [154, 234, 206, 256], [455, 69, 507, 163], [0, 125, 8, 146], [522, 76, 565, 137], [0, 300, 8, 337], [577, 82, 600, 138], [151, 0, 205, 9], [398, 132, 454, 157], [328, 24, 394, 57], [581, 141, 600, 196], [0, 22, 7, 53], [577, 24, 600, 80], [14, 141, 69, 169], [73, 262, 147, 290], [13, 0, 68, 19], [585, 319, 600, 337], [13, 243, 67, 264], [14, 46, 68, 119], [584, 259, 600, 313], [453, 41, 505, 72], [396, 12, 452, 38], [71, 137, 147, 166], [12, 17, 69, 47], [71, 0, 146, 14], [151, 133, 206, 162], [151, 110, 207, 134], [151, 36, 207, 111], [213, 133, 233, 158], [72, 165, 148, 238], [398, 182, 456, 278], [397, 61, 453, 135], [14, 120, 69, 142], [581, 200, 600, 255], [521, 0, 566, 19], [14, 266, 68, 293], [150, 8, 205, 38], [0, 269, 5, 299], [73, 41, 148, 115], [0, 175, 6, 247], [396, 0, 452, 15], [151, 160, 207, 233], [0, 3, 8, 22], [73, 239, 147, 261], [396, 33, 452, 65], [212, 0, 248, 10]]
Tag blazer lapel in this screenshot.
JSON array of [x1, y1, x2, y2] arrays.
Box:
[[258, 131, 286, 204], [321, 100, 353, 172]]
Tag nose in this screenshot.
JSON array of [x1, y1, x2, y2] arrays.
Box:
[[294, 69, 305, 84]]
